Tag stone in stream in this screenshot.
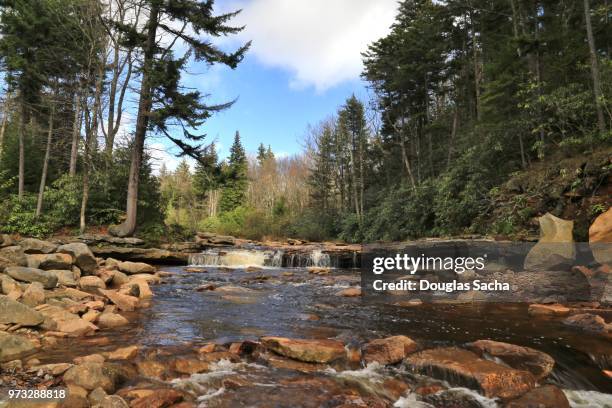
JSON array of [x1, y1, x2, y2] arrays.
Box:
[[57, 243, 97, 274], [19, 238, 58, 254], [171, 358, 209, 374], [528, 303, 570, 317], [504, 385, 570, 408], [79, 275, 106, 290], [466, 340, 555, 380], [404, 347, 535, 399], [136, 360, 167, 379], [0, 295, 44, 326], [38, 304, 98, 337], [103, 346, 139, 361], [99, 289, 139, 311], [335, 287, 361, 297], [261, 337, 346, 363], [5, 266, 58, 288], [130, 389, 184, 408], [589, 207, 612, 264], [97, 312, 129, 328], [26, 253, 73, 270], [0, 331, 39, 362], [62, 362, 119, 392], [563, 313, 611, 335], [523, 213, 575, 271], [363, 335, 419, 365]]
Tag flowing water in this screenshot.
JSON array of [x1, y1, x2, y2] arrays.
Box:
[[40, 249, 612, 407]]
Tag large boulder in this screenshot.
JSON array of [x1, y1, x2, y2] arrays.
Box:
[[563, 313, 611, 335], [57, 243, 97, 274], [62, 362, 118, 393], [5, 266, 58, 289], [504, 385, 570, 408], [0, 245, 27, 267], [524, 213, 575, 271], [261, 337, 346, 363], [0, 295, 44, 326], [26, 253, 73, 270], [19, 238, 58, 254], [0, 332, 39, 362], [116, 261, 155, 275], [404, 347, 535, 399], [589, 207, 612, 265], [363, 335, 418, 365], [466, 340, 555, 380]]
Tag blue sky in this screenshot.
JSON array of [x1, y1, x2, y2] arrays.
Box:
[[149, 0, 399, 169]]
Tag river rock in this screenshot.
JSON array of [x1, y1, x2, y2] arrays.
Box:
[[130, 278, 153, 299], [504, 385, 570, 408], [47, 269, 78, 287], [97, 312, 129, 328], [589, 207, 612, 264], [196, 231, 236, 245], [99, 289, 138, 311], [0, 332, 38, 362], [116, 261, 155, 275], [0, 245, 28, 267], [466, 340, 555, 380], [79, 276, 106, 290], [103, 346, 139, 361], [19, 238, 58, 254], [421, 388, 489, 408], [261, 337, 346, 363], [172, 358, 209, 374], [6, 266, 58, 289], [524, 213, 575, 271], [130, 389, 184, 408], [404, 347, 535, 399], [57, 243, 97, 274], [336, 287, 361, 297], [136, 360, 167, 379], [62, 362, 118, 392], [27, 253, 73, 270], [563, 313, 611, 335], [110, 270, 129, 286], [22, 282, 45, 307], [528, 303, 570, 316], [88, 387, 108, 406], [363, 335, 419, 365], [0, 234, 14, 247], [1, 274, 20, 295], [0, 295, 44, 326], [38, 304, 98, 336]]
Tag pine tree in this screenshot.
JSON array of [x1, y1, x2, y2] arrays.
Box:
[[219, 131, 248, 212], [111, 0, 250, 237], [256, 142, 267, 166], [193, 142, 220, 198]]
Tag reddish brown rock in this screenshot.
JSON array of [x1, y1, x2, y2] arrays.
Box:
[[528, 304, 570, 317], [261, 337, 345, 363], [563, 313, 611, 334], [136, 360, 167, 379], [335, 287, 361, 297], [104, 346, 139, 361], [504, 385, 570, 408], [171, 358, 209, 375], [363, 335, 418, 365], [466, 340, 555, 380], [589, 207, 612, 264], [405, 347, 535, 399], [130, 389, 183, 408]]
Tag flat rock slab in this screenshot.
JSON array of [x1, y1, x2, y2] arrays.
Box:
[[363, 335, 418, 365], [404, 347, 535, 399], [466, 340, 554, 380], [0, 295, 44, 326], [19, 238, 58, 254], [6, 266, 58, 289], [504, 385, 570, 408], [261, 337, 346, 363]]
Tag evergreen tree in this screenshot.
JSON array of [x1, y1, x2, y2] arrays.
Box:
[[193, 142, 220, 198], [219, 131, 247, 212], [256, 142, 267, 166]]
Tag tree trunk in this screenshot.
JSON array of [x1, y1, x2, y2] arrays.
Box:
[[469, 9, 481, 121], [36, 105, 54, 217], [0, 94, 11, 156], [583, 0, 607, 134], [113, 5, 159, 237], [447, 108, 458, 170], [69, 88, 82, 176], [18, 100, 26, 198]]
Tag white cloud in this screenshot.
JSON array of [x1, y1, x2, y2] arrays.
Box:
[[147, 142, 195, 174], [226, 0, 398, 91]]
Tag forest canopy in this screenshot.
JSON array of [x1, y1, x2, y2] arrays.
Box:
[[0, 0, 609, 243]]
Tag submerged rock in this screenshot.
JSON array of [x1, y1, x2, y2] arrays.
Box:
[[528, 303, 570, 317], [563, 313, 611, 335], [466, 340, 554, 380], [335, 287, 361, 297], [171, 358, 209, 374], [404, 347, 535, 399], [363, 335, 418, 365], [504, 385, 570, 408], [261, 336, 346, 363], [0, 295, 44, 326]]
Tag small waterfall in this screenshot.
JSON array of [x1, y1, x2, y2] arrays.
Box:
[[308, 249, 331, 267]]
